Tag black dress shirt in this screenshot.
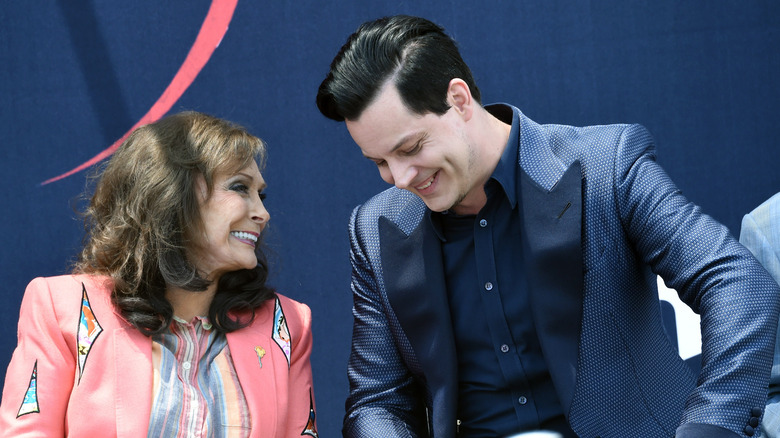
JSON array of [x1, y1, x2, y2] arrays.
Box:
[[431, 106, 575, 437]]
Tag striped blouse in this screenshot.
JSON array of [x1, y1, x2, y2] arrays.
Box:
[[147, 316, 251, 438]]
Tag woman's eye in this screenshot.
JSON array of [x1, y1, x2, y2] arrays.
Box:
[[230, 183, 249, 193], [259, 191, 267, 201]]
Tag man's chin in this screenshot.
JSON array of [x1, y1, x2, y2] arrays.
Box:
[[419, 198, 445, 213], [421, 198, 455, 214], [409, 189, 463, 213]]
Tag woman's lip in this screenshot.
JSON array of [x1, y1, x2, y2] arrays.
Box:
[[230, 231, 259, 247]]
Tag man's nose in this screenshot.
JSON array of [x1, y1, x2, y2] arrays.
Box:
[[389, 161, 417, 190]]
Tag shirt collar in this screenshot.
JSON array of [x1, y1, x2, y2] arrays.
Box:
[[485, 103, 520, 210], [172, 315, 213, 331], [430, 210, 446, 241]]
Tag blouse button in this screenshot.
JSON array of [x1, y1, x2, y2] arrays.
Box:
[[182, 361, 191, 370]]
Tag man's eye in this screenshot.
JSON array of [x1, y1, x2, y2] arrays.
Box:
[[404, 144, 421, 156]]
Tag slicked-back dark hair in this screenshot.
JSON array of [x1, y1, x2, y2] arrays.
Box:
[[316, 15, 481, 121]]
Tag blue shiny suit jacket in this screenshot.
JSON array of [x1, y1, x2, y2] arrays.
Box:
[[740, 192, 780, 438], [344, 105, 780, 438]]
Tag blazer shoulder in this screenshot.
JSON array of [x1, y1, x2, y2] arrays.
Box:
[[351, 186, 427, 236], [355, 186, 424, 218], [20, 274, 128, 331], [22, 274, 115, 320], [274, 293, 312, 329], [247, 293, 312, 339], [542, 122, 652, 156]]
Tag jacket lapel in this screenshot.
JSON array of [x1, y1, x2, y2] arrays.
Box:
[[519, 162, 583, 416], [516, 111, 584, 416], [379, 214, 458, 438], [227, 311, 277, 438], [113, 326, 153, 438]]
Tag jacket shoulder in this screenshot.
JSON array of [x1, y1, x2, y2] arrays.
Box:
[[351, 187, 427, 236], [246, 293, 312, 338], [20, 274, 127, 330], [274, 293, 311, 327], [540, 121, 652, 156], [23, 274, 114, 318]]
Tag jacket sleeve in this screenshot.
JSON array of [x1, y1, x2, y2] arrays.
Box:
[[0, 277, 76, 437], [613, 125, 780, 437], [739, 199, 780, 438], [342, 205, 428, 438]]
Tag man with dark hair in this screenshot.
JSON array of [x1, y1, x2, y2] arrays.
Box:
[[317, 15, 780, 438]]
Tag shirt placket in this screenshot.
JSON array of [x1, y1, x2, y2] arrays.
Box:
[[174, 320, 209, 438], [473, 199, 539, 422]]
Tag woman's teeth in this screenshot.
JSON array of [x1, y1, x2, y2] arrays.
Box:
[[231, 231, 258, 243]]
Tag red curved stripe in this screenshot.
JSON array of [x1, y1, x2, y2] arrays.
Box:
[[42, 0, 239, 185]]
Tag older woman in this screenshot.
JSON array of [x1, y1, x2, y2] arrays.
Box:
[[0, 112, 318, 437]]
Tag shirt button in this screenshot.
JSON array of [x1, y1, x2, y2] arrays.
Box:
[[500, 344, 510, 353], [484, 282, 493, 291], [182, 361, 191, 370], [479, 219, 488, 227], [518, 396, 528, 405]]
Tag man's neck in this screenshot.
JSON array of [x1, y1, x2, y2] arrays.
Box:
[[449, 107, 512, 216]]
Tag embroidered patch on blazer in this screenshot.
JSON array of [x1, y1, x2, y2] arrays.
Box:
[[77, 283, 103, 383], [16, 361, 40, 417], [300, 388, 318, 437], [272, 296, 291, 367]]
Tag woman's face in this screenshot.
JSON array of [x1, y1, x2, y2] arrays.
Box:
[[188, 160, 270, 280]]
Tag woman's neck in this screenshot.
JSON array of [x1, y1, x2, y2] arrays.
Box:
[[165, 283, 217, 322]]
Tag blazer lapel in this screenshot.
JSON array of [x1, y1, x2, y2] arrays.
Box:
[[227, 312, 278, 438], [519, 162, 584, 417], [512, 109, 584, 416], [379, 214, 458, 438], [113, 326, 154, 438]]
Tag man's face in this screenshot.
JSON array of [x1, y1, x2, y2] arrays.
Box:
[[345, 82, 484, 215]]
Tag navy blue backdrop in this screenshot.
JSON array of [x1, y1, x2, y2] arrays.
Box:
[[1, 1, 778, 436]]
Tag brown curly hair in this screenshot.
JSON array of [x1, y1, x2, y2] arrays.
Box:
[[74, 111, 275, 335]]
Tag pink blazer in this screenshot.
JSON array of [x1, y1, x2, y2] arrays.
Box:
[[0, 275, 318, 437]]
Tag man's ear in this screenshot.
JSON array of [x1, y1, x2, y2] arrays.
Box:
[[446, 78, 474, 121]]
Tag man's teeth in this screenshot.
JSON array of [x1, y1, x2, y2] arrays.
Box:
[[417, 175, 434, 190], [231, 231, 258, 242]]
